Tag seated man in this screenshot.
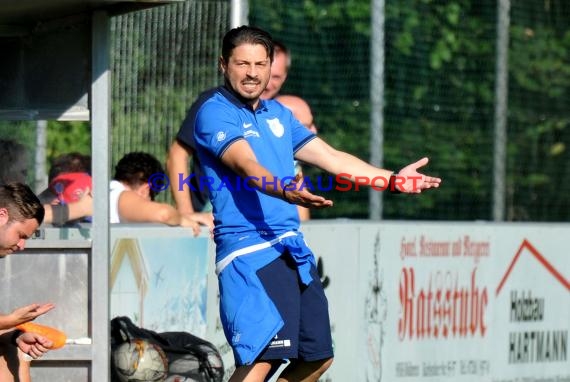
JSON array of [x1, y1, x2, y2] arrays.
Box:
[[38, 153, 93, 226], [0, 183, 55, 382], [110, 152, 200, 235]]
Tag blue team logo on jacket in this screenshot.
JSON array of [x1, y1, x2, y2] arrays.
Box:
[[266, 118, 284, 138]]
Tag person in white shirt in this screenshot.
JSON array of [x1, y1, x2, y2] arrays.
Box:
[[110, 152, 200, 235]]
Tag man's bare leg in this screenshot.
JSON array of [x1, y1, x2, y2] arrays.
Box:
[[17, 350, 31, 382], [229, 361, 275, 382], [0, 343, 30, 382], [276, 357, 333, 382]]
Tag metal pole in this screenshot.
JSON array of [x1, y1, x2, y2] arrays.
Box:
[[230, 0, 249, 28], [34, 120, 47, 193], [91, 10, 111, 382], [369, 0, 385, 220], [493, 0, 510, 221]]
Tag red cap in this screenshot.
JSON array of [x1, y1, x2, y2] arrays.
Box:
[[50, 172, 92, 203]]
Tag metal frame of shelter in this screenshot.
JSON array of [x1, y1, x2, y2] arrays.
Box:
[[0, 2, 181, 380]]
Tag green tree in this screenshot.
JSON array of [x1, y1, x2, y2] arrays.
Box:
[[250, 0, 570, 221], [506, 4, 570, 221], [46, 121, 91, 160]]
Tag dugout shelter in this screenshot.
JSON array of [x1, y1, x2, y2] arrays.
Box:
[[0, 1, 182, 380]]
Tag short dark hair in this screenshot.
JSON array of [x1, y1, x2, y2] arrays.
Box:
[[113, 152, 164, 200], [48, 152, 91, 182], [0, 182, 44, 225], [222, 25, 274, 64]]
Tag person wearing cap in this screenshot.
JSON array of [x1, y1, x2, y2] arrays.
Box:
[[38, 153, 93, 226]]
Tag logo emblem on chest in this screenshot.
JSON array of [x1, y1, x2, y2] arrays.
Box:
[[266, 118, 284, 138], [216, 131, 226, 142]]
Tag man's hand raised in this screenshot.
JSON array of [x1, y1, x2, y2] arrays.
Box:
[[396, 157, 442, 193]]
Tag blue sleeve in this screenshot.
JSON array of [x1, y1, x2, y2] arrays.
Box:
[[194, 101, 244, 159], [286, 110, 316, 153], [176, 88, 220, 149], [176, 110, 196, 149]]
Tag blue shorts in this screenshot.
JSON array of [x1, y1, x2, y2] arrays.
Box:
[[255, 253, 334, 362]]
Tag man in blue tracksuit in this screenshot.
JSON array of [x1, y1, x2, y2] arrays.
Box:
[[194, 26, 442, 382]]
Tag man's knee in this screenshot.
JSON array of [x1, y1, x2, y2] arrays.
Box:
[[313, 357, 333, 376], [282, 356, 334, 381], [0, 343, 20, 382]]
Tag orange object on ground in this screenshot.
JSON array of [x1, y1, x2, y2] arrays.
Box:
[[16, 322, 67, 349]]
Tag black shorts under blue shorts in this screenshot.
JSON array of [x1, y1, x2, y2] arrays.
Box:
[[255, 253, 334, 363]]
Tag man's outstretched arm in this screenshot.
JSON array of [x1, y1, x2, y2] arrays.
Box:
[[295, 137, 441, 193], [221, 139, 334, 209]]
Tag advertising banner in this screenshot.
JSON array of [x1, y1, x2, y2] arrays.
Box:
[[110, 227, 210, 336], [111, 222, 569, 382], [302, 222, 569, 382]]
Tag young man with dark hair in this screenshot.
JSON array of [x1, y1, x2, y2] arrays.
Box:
[[193, 25, 441, 382], [109, 152, 200, 234], [0, 182, 45, 256], [166, 40, 293, 231], [0, 183, 55, 382]]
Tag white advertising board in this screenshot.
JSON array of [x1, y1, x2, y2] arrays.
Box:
[[110, 226, 211, 336], [302, 221, 569, 382], [115, 222, 569, 382]]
